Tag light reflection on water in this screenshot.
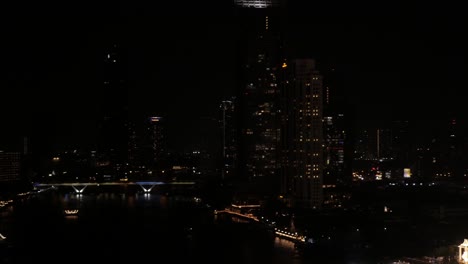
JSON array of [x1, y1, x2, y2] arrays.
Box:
[[273, 237, 304, 264], [274, 236, 297, 251], [0, 191, 310, 264]]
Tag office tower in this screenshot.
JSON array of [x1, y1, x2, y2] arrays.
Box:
[[0, 151, 21, 182], [20, 136, 35, 183], [126, 120, 138, 166], [96, 43, 130, 176], [376, 128, 393, 160], [234, 0, 285, 198], [446, 118, 463, 178], [147, 116, 165, 168], [220, 99, 237, 182], [428, 118, 465, 179], [280, 59, 323, 209], [354, 129, 372, 161], [322, 65, 354, 185], [323, 114, 346, 185], [387, 119, 418, 179], [391, 120, 410, 160], [322, 65, 346, 115], [354, 128, 394, 162]]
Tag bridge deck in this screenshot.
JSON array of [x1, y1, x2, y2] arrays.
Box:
[[33, 181, 196, 187]]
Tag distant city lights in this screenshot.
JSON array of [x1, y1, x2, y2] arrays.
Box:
[[150, 116, 162, 122]]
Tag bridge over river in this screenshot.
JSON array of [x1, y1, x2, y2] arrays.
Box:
[[33, 181, 196, 194]]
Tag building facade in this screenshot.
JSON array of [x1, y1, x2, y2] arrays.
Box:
[[220, 99, 237, 182], [280, 59, 324, 208], [0, 151, 21, 183], [147, 116, 165, 168], [323, 114, 346, 185], [234, 0, 284, 198]]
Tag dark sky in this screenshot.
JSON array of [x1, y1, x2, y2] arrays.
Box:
[[1, 0, 466, 153]]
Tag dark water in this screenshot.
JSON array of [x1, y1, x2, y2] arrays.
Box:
[[0, 191, 307, 264]]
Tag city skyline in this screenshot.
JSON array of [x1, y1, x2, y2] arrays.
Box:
[[3, 3, 468, 263], [1, 0, 466, 154]]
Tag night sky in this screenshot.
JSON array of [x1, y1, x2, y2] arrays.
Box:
[[1, 0, 466, 153]]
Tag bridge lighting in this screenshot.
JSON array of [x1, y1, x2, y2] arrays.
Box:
[[64, 209, 79, 215]]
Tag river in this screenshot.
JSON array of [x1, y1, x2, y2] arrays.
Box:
[[0, 190, 307, 264]]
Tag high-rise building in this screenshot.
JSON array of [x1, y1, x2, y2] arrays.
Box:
[[147, 116, 165, 168], [0, 151, 21, 183], [323, 114, 346, 185], [322, 66, 353, 186], [280, 59, 324, 209], [426, 118, 465, 179], [96, 43, 130, 176], [234, 0, 284, 198], [126, 120, 138, 166], [220, 99, 237, 182]]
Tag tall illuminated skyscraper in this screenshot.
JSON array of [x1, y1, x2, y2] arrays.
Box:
[[234, 0, 285, 198], [280, 59, 324, 209], [148, 116, 165, 167]]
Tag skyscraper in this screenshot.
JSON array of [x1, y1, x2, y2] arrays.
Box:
[[280, 59, 324, 209], [126, 120, 138, 166], [322, 65, 354, 186], [234, 0, 285, 199], [0, 151, 21, 183], [96, 43, 130, 177], [323, 114, 346, 185], [147, 116, 165, 169], [220, 99, 237, 182]]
